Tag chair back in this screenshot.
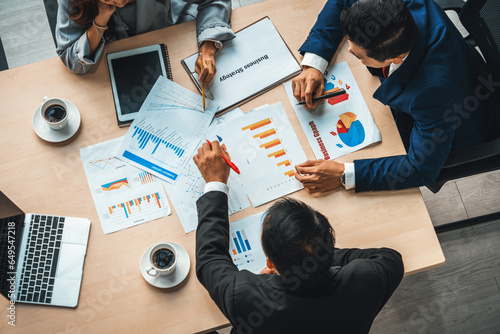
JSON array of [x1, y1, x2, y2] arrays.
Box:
[[44, 0, 59, 47]]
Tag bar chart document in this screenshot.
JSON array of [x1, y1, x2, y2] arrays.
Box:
[[182, 17, 301, 115], [80, 137, 171, 234], [217, 102, 307, 207], [284, 61, 381, 160], [229, 212, 266, 274], [164, 108, 250, 233], [116, 76, 218, 183]]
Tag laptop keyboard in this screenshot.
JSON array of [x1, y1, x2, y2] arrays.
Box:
[[16, 215, 64, 304]]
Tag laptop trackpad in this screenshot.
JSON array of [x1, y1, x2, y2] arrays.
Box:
[[61, 218, 90, 245], [56, 243, 87, 280]]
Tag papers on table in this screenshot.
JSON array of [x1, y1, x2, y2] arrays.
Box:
[[164, 109, 250, 233], [116, 76, 218, 184], [217, 102, 307, 206], [182, 17, 301, 115], [284, 61, 381, 160], [80, 137, 171, 234], [229, 211, 266, 274]]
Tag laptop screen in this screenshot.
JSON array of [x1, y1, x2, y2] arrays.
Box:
[[0, 191, 25, 300]]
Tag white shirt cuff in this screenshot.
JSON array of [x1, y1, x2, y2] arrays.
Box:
[[203, 181, 229, 195], [301, 52, 329, 75], [344, 163, 355, 190]]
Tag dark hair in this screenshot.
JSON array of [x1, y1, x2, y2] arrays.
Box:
[[69, 0, 116, 39], [340, 0, 419, 62], [261, 198, 335, 282]]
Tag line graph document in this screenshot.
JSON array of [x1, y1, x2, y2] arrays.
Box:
[[80, 137, 171, 234], [284, 61, 381, 160], [229, 211, 266, 274], [164, 108, 250, 233], [116, 76, 218, 183], [217, 102, 307, 207]]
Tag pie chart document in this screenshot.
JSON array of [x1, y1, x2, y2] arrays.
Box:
[[284, 61, 381, 161]]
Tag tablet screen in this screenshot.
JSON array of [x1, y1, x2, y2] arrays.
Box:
[[111, 51, 163, 115]]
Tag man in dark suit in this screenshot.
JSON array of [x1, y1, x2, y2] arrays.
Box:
[[194, 140, 404, 334], [292, 0, 497, 192]]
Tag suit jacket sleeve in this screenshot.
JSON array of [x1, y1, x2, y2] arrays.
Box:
[[333, 247, 404, 308], [196, 191, 239, 320], [354, 85, 457, 191], [298, 0, 359, 61]]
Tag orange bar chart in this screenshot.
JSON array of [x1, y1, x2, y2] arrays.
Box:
[[259, 138, 281, 149], [241, 118, 271, 131], [277, 160, 291, 167], [284, 170, 295, 177], [253, 128, 276, 139], [268, 149, 286, 158]]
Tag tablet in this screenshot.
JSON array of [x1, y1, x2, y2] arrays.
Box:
[[107, 44, 172, 126]]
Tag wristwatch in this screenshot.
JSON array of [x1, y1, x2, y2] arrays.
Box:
[[340, 172, 346, 188]]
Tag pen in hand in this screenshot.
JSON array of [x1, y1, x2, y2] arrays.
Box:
[[199, 56, 206, 111], [297, 88, 346, 105], [206, 140, 240, 174]]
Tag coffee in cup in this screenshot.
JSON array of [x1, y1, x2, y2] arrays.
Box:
[[40, 97, 69, 130], [146, 242, 177, 277]]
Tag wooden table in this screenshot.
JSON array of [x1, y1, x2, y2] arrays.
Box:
[[0, 0, 444, 332]]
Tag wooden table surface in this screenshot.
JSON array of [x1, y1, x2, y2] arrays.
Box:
[[0, 0, 444, 332]]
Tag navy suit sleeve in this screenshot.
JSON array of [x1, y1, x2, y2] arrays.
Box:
[[299, 0, 359, 61], [354, 85, 458, 191], [196, 191, 239, 320]]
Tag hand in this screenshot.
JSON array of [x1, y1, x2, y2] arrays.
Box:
[[196, 42, 218, 89], [260, 266, 277, 275], [95, 1, 116, 26], [295, 160, 345, 194], [193, 140, 230, 184], [291, 66, 325, 109]]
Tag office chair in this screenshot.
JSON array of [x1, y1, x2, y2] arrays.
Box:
[[426, 0, 500, 194], [0, 38, 8, 71], [427, 0, 500, 231], [43, 0, 59, 47]]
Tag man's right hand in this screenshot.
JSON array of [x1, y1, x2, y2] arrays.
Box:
[[291, 66, 325, 109], [193, 141, 230, 184]]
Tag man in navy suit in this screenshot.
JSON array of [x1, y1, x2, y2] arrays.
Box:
[[292, 0, 497, 192]]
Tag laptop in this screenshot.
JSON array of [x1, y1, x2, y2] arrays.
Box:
[[0, 191, 90, 307]]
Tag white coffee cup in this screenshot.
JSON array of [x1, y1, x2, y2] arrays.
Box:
[[40, 97, 69, 131], [146, 242, 177, 277]]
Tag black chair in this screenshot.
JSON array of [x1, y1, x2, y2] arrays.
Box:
[[0, 38, 8, 71], [426, 0, 500, 194], [43, 0, 59, 47]]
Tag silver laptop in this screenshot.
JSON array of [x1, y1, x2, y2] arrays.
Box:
[[0, 191, 90, 307]]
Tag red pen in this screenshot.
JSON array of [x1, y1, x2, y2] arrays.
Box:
[[206, 139, 240, 174]]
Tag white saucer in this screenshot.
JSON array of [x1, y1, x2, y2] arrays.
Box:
[[32, 99, 81, 142], [140, 242, 191, 288]]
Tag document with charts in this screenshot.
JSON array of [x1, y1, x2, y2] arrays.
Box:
[[284, 61, 381, 160], [116, 75, 218, 184], [164, 108, 250, 234], [80, 137, 171, 234], [229, 211, 266, 274], [217, 102, 307, 207]]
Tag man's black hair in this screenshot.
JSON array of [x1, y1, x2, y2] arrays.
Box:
[[340, 0, 419, 62], [261, 198, 335, 283]]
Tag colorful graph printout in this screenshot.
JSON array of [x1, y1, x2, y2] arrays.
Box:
[[284, 61, 381, 160], [117, 76, 218, 184], [164, 108, 250, 233], [229, 212, 266, 274], [80, 137, 171, 234], [217, 102, 307, 207]]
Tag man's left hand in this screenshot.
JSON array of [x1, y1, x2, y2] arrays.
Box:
[[295, 160, 345, 193], [196, 42, 218, 89], [193, 141, 230, 184]]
